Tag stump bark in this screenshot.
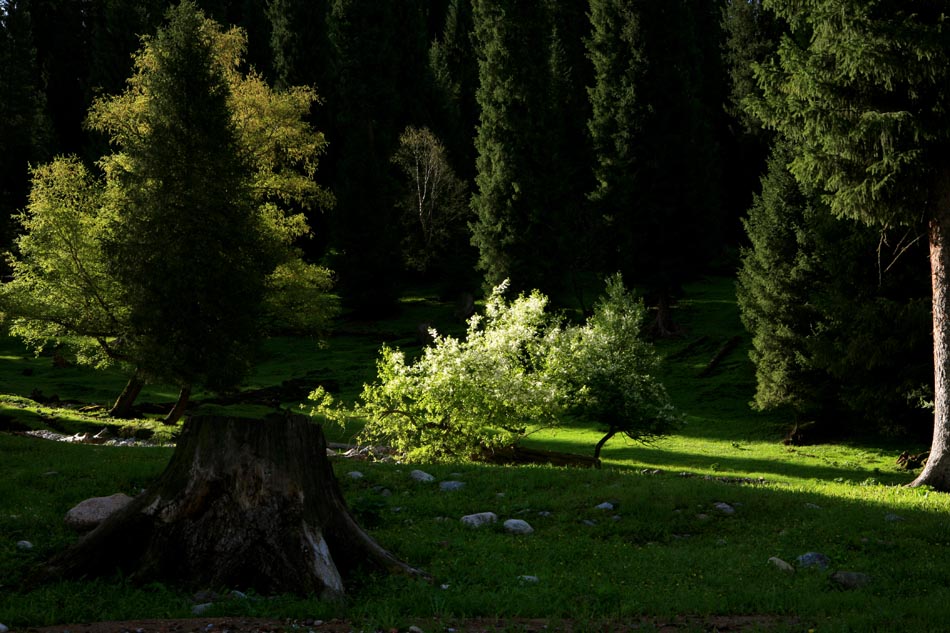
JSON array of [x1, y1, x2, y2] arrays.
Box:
[[36, 415, 426, 598]]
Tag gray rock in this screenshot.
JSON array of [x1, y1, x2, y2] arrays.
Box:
[[346, 471, 364, 479], [408, 626, 425, 633], [713, 502, 736, 515], [885, 513, 904, 522], [804, 503, 823, 510], [595, 502, 614, 511], [797, 552, 831, 570], [831, 571, 871, 590], [518, 575, 539, 583], [582, 519, 597, 526], [16, 540, 33, 550], [461, 512, 498, 528], [192, 603, 214, 615], [410, 469, 435, 483], [440, 481, 465, 491], [503, 519, 534, 535], [768, 556, 795, 573], [229, 590, 247, 600], [0, 623, 9, 633], [65, 493, 133, 532], [537, 511, 552, 517]]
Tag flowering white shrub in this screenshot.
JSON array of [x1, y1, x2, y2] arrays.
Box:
[[309, 276, 678, 461]]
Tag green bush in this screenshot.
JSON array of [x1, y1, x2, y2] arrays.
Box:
[[310, 275, 677, 461]]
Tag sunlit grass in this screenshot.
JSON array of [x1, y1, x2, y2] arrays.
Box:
[[1, 277, 947, 631]]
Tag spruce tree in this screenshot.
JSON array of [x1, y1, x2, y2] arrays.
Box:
[[586, 0, 723, 332], [753, 0, 950, 486]]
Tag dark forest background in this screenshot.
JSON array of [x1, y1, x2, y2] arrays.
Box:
[[0, 0, 935, 440]]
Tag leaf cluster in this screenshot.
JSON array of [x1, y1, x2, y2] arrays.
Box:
[[310, 275, 678, 461]]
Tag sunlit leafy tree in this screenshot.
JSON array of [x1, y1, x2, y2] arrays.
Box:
[[1, 2, 334, 420], [311, 275, 676, 461]]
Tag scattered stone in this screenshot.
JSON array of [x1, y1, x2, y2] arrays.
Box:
[[695, 514, 710, 521], [716, 538, 728, 546], [503, 519, 534, 535], [804, 503, 822, 510], [191, 603, 214, 616], [797, 552, 831, 570], [346, 471, 364, 479], [713, 502, 736, 515], [0, 623, 8, 633], [582, 519, 597, 526], [496, 492, 506, 498], [461, 512, 498, 528], [229, 590, 247, 600], [537, 511, 552, 517], [595, 502, 615, 511], [518, 575, 539, 583], [768, 556, 795, 573], [15, 540, 33, 550], [831, 571, 871, 590], [408, 626, 425, 633], [410, 469, 435, 483], [65, 493, 134, 532], [885, 513, 904, 522], [440, 481, 465, 491], [42, 471, 58, 477]]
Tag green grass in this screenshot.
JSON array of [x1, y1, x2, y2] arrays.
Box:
[[1, 277, 946, 631]]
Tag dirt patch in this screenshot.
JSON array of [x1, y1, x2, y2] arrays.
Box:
[[23, 615, 800, 633]]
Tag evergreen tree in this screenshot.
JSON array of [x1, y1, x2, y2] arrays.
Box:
[[587, 0, 723, 332], [738, 141, 932, 437], [470, 0, 588, 296], [752, 0, 950, 487], [0, 0, 52, 247]]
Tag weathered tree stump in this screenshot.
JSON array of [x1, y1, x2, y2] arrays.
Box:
[[34, 415, 426, 598]]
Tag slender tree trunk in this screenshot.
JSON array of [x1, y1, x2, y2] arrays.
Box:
[[109, 371, 145, 418], [654, 290, 676, 337], [593, 428, 616, 463], [913, 176, 950, 490], [33, 415, 427, 597], [163, 384, 191, 425]]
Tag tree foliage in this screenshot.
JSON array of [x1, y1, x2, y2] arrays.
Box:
[[1, 2, 335, 397], [310, 275, 677, 461]]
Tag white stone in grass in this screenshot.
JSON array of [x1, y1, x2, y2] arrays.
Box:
[[768, 557, 795, 573], [191, 602, 214, 615], [0, 623, 9, 633], [461, 512, 497, 528], [440, 481, 465, 491], [518, 575, 539, 583], [831, 571, 871, 590], [65, 493, 133, 532], [595, 502, 614, 511], [15, 540, 33, 550], [504, 519, 534, 535], [346, 471, 364, 479], [713, 502, 736, 515], [410, 469, 435, 483], [885, 513, 904, 522], [408, 626, 425, 633]]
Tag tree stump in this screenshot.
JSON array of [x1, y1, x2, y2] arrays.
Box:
[[35, 415, 426, 598]]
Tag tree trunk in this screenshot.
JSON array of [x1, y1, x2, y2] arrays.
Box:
[[913, 178, 950, 490], [654, 290, 676, 338], [33, 415, 427, 597], [163, 384, 191, 425], [109, 371, 145, 418], [593, 428, 617, 462]]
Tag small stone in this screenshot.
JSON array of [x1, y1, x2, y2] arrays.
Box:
[[611, 515, 622, 522], [410, 470, 435, 483], [0, 622, 9, 633], [713, 502, 736, 515], [440, 481, 465, 491], [695, 514, 710, 521], [595, 502, 614, 511], [582, 519, 597, 526], [408, 626, 425, 633], [346, 471, 364, 479], [16, 540, 33, 550], [496, 492, 506, 498], [503, 519, 534, 534], [461, 512, 498, 528], [768, 556, 795, 573], [885, 513, 904, 522], [229, 590, 247, 599], [537, 511, 552, 517], [191, 603, 214, 615], [65, 493, 134, 532], [518, 575, 539, 583], [804, 503, 822, 510], [831, 571, 871, 590], [797, 552, 831, 570]]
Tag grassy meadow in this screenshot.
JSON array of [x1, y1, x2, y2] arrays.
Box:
[[2, 277, 948, 632]]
